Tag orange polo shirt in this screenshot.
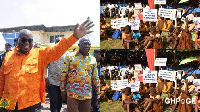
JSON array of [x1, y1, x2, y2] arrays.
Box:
[[0, 35, 77, 110]]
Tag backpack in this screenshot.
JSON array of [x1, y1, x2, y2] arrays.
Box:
[[112, 91, 122, 100], [112, 30, 122, 39]]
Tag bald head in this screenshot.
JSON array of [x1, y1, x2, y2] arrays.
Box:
[[78, 37, 91, 56], [17, 29, 33, 54], [18, 29, 33, 40]]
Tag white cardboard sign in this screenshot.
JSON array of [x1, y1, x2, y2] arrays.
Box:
[[143, 71, 158, 83], [134, 64, 142, 71], [110, 19, 118, 29], [159, 70, 174, 81], [143, 9, 157, 22], [129, 82, 140, 92], [134, 3, 142, 9], [154, 58, 167, 66], [154, 0, 166, 4], [117, 18, 129, 28], [130, 17, 140, 30], [111, 80, 118, 90], [159, 8, 176, 20]]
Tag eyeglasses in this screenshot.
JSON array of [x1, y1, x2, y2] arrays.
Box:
[[21, 38, 33, 43]]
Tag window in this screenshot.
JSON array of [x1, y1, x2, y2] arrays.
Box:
[[49, 35, 64, 43]]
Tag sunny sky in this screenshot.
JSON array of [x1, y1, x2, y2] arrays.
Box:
[[0, 0, 100, 46]]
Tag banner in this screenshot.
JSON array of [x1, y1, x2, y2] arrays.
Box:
[[111, 80, 118, 90], [134, 64, 142, 71], [129, 82, 140, 92], [159, 70, 174, 81], [130, 17, 140, 30], [110, 19, 118, 29], [134, 9, 142, 17], [154, 58, 167, 66], [154, 0, 166, 4], [143, 9, 157, 22], [143, 71, 157, 83], [159, 8, 176, 20], [117, 18, 128, 28], [134, 3, 142, 9]]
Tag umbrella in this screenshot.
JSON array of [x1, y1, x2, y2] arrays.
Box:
[[179, 57, 198, 65], [179, 0, 189, 4]]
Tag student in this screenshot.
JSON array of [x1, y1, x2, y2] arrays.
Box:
[[122, 87, 138, 112], [167, 27, 181, 49], [142, 27, 162, 49], [177, 79, 195, 112], [177, 18, 194, 49], [140, 88, 162, 112], [122, 25, 134, 49], [161, 18, 173, 49]]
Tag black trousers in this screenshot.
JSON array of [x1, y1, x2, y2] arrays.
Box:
[[13, 102, 41, 112], [48, 84, 62, 112]]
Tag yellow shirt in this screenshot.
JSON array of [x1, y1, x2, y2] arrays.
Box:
[[162, 20, 173, 32], [162, 82, 173, 93]]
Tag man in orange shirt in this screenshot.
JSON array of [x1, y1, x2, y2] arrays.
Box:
[[0, 19, 94, 111]]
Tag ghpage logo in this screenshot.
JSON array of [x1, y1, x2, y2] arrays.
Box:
[[165, 98, 195, 104]]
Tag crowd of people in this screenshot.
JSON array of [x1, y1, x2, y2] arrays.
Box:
[[100, 49, 200, 112], [0, 20, 101, 112], [100, 1, 200, 49]]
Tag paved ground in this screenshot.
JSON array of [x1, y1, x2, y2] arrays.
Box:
[[41, 93, 67, 112]]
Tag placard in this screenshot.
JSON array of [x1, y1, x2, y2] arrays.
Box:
[[111, 80, 118, 90], [143, 71, 157, 83], [134, 3, 142, 9], [134, 64, 142, 71], [117, 18, 128, 28], [143, 9, 157, 22], [159, 8, 176, 20], [159, 70, 174, 81], [154, 0, 166, 4], [118, 79, 128, 90], [110, 19, 118, 29], [129, 82, 140, 92], [194, 79, 200, 93], [154, 58, 167, 66], [130, 17, 140, 30]]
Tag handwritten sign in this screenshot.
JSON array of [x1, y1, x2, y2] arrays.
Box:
[[159, 8, 176, 20], [111, 80, 118, 90], [118, 79, 128, 90], [143, 9, 157, 22], [134, 3, 142, 9], [129, 82, 140, 92], [117, 18, 128, 28], [159, 70, 174, 81], [154, 58, 167, 66], [134, 64, 142, 71], [111, 19, 118, 29], [143, 71, 157, 83], [154, 0, 166, 4], [130, 17, 140, 30]]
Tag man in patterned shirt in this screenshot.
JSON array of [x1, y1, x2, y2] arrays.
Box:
[[47, 37, 66, 112], [60, 37, 100, 112]]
